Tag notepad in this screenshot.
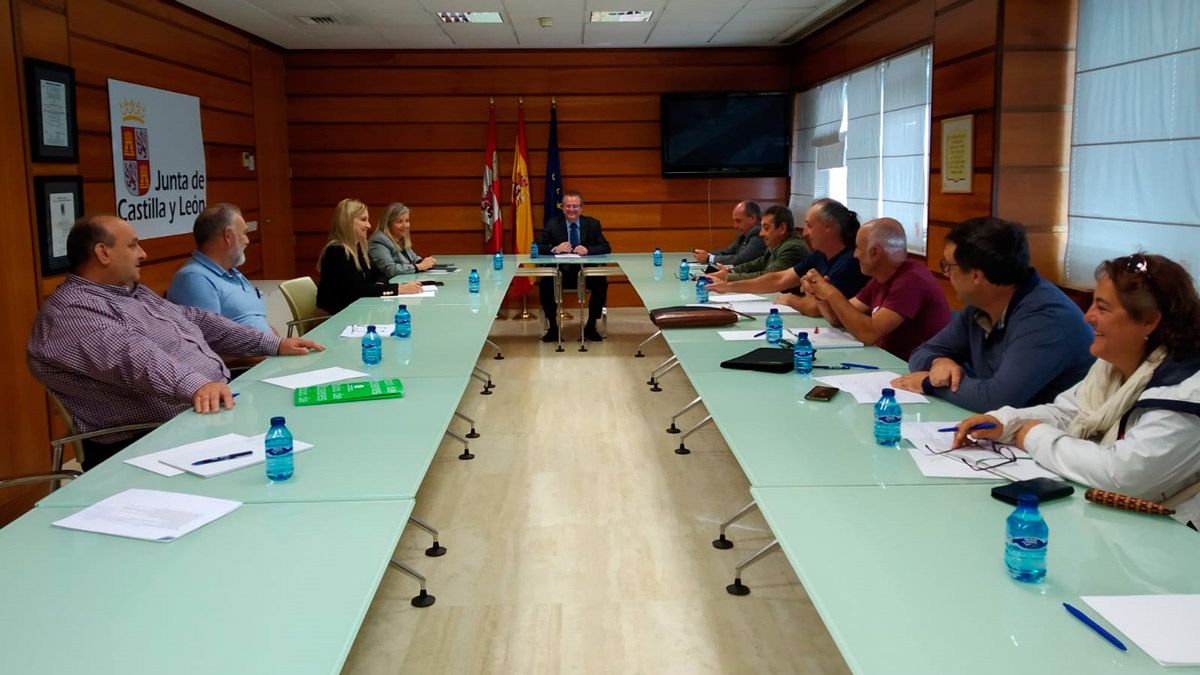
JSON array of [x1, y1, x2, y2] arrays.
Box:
[[1082, 595, 1200, 666], [262, 367, 368, 390], [339, 324, 396, 338], [160, 433, 314, 477], [554, 253, 582, 258], [124, 433, 250, 477], [294, 378, 404, 406], [724, 301, 799, 315], [706, 293, 766, 303], [814, 371, 929, 404], [52, 489, 241, 542]]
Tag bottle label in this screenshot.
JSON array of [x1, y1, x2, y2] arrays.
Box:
[[1010, 537, 1047, 550], [877, 415, 901, 424]]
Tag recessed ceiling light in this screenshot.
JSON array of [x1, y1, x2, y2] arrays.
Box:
[[589, 10, 653, 23], [437, 11, 504, 23]]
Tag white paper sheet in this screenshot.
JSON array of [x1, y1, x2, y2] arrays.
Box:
[[1082, 595, 1200, 666], [725, 301, 799, 315], [161, 433, 314, 478], [706, 293, 766, 303], [339, 324, 396, 338], [124, 433, 249, 477], [814, 371, 929, 404], [52, 489, 241, 542], [717, 326, 864, 348], [554, 253, 582, 259], [262, 367, 368, 390], [901, 421, 1059, 480]]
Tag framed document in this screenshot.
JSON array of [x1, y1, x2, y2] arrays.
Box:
[[940, 114, 973, 194], [25, 59, 79, 163], [34, 176, 84, 275]]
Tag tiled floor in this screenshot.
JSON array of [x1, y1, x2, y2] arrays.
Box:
[[340, 308, 850, 674]]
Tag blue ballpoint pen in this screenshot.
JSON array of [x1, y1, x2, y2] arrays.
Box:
[[1063, 603, 1127, 651], [936, 422, 998, 433], [191, 450, 253, 466], [753, 330, 767, 337], [840, 362, 879, 370]]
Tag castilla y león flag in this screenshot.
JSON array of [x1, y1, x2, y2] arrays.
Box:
[[481, 100, 503, 253]]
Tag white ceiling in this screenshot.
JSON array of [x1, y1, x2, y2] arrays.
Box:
[[178, 0, 858, 50]]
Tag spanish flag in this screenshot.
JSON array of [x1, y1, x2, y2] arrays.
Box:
[[508, 100, 534, 296]]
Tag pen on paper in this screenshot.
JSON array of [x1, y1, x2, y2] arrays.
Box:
[[937, 422, 997, 433], [1063, 603, 1127, 651], [753, 330, 766, 337], [191, 450, 253, 466], [840, 362, 879, 370]]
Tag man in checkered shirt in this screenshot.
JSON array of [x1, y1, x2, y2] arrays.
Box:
[[28, 215, 324, 470]]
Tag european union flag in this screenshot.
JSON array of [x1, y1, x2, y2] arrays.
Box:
[[543, 103, 563, 226]]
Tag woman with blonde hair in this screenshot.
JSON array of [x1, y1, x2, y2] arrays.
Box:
[[316, 198, 422, 314], [368, 202, 437, 276], [955, 253, 1200, 528]]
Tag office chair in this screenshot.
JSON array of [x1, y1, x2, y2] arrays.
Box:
[[279, 276, 328, 337], [46, 391, 160, 487]]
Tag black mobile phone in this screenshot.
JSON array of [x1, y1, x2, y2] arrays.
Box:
[[991, 478, 1074, 505], [804, 385, 840, 402], [421, 280, 444, 286]]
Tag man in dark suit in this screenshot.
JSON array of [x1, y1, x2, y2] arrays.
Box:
[[538, 190, 611, 342]]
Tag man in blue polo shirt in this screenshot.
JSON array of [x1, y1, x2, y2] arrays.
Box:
[[705, 198, 869, 315], [167, 203, 273, 334]]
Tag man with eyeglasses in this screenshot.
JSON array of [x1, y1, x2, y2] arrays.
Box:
[[537, 190, 611, 342], [892, 217, 1094, 411]]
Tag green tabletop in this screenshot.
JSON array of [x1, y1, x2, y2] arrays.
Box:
[[752, 485, 1200, 674], [38, 375, 468, 507], [0, 499, 412, 675]]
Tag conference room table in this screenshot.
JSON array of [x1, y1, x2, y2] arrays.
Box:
[[7, 251, 1197, 674], [0, 499, 413, 675]]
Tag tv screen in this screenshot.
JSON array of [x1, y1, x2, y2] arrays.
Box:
[[661, 92, 791, 178]]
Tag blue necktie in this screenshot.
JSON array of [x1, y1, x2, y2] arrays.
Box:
[[569, 222, 580, 248]]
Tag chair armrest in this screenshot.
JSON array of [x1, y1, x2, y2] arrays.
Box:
[[0, 470, 81, 490], [287, 315, 328, 337], [51, 422, 162, 451]]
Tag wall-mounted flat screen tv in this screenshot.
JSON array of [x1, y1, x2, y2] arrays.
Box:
[[660, 92, 791, 178]]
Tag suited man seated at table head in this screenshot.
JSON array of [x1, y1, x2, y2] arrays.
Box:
[[537, 190, 612, 342], [166, 203, 273, 334], [704, 197, 869, 317], [801, 217, 951, 360], [703, 204, 811, 283], [27, 215, 324, 471], [693, 200, 766, 267], [892, 217, 1095, 411]]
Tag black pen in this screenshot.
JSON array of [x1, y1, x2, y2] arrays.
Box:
[[191, 450, 253, 466], [811, 365, 851, 370]]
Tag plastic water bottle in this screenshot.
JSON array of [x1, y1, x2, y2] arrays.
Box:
[[361, 325, 382, 365], [696, 278, 709, 303], [394, 304, 411, 338], [653, 248, 663, 267], [265, 416, 293, 482], [530, 242, 539, 259], [874, 388, 902, 446], [493, 251, 504, 270], [793, 331, 814, 376], [468, 268, 480, 293], [1005, 494, 1048, 582], [765, 308, 783, 345], [678, 258, 690, 282]]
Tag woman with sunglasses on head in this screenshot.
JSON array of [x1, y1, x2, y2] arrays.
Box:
[[368, 202, 438, 277], [316, 198, 423, 315], [954, 253, 1200, 527]]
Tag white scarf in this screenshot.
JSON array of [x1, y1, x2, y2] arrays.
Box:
[[1067, 346, 1168, 445]]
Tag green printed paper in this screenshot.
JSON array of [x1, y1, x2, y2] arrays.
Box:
[[294, 378, 405, 406]]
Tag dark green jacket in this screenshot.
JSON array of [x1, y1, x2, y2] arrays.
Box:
[[727, 235, 811, 281]]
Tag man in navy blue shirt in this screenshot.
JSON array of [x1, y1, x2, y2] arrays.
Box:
[[892, 217, 1094, 412], [167, 203, 273, 334], [705, 198, 869, 315]]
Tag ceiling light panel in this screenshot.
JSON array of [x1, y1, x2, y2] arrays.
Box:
[[589, 10, 653, 22]]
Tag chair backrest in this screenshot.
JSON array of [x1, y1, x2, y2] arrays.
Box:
[[279, 276, 322, 336], [46, 390, 83, 469]]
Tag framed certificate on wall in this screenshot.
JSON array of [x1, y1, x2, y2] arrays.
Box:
[[25, 59, 79, 163], [941, 115, 973, 194], [34, 176, 84, 275]]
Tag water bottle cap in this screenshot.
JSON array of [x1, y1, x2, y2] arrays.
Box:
[[1017, 494, 1039, 507], [270, 416, 285, 426], [769, 308, 779, 314], [881, 387, 895, 397], [470, 268, 477, 272], [397, 304, 407, 310], [795, 331, 808, 338], [366, 324, 377, 332], [655, 247, 661, 251]]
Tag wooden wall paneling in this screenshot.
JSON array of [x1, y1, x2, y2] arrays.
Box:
[[2, 0, 54, 524], [793, 0, 934, 89], [285, 47, 787, 69], [251, 42, 294, 280], [287, 94, 662, 124], [996, 111, 1070, 166], [1003, 0, 1077, 48], [995, 168, 1068, 226], [931, 52, 996, 117], [110, 0, 250, 49], [932, 0, 998, 65], [17, 0, 66, 61], [928, 173, 993, 224], [289, 121, 662, 152], [998, 51, 1075, 108]]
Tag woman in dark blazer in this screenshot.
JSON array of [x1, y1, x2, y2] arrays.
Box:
[[316, 198, 422, 314]]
